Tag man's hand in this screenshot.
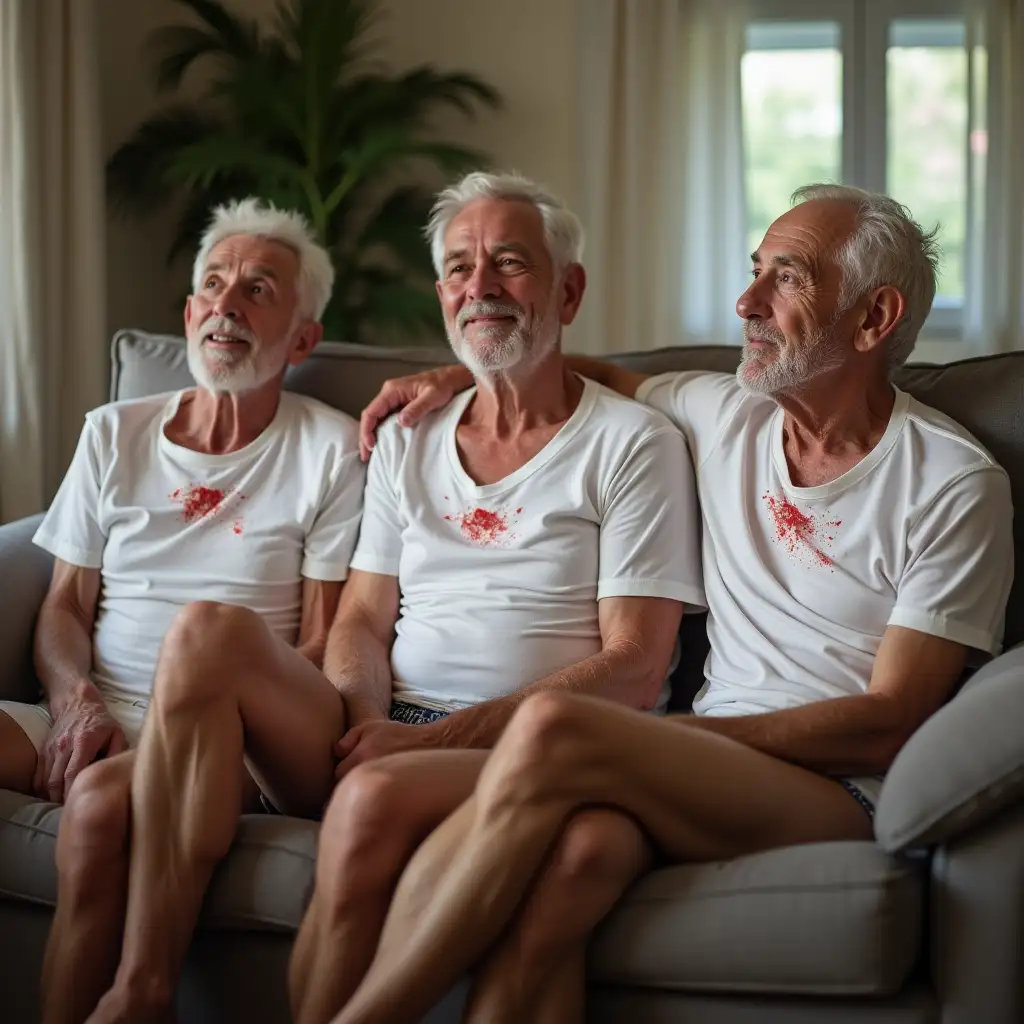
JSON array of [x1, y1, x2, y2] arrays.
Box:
[[334, 719, 438, 780], [34, 686, 128, 803], [359, 367, 468, 461]]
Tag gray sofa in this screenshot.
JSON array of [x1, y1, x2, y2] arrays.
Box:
[[1, 330, 1024, 1024]]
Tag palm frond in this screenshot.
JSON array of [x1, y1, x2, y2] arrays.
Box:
[[107, 105, 226, 215], [111, 0, 501, 346], [349, 185, 437, 277], [169, 0, 258, 56]]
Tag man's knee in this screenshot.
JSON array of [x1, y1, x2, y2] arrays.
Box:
[[315, 764, 420, 916], [155, 601, 264, 705], [57, 759, 131, 879], [548, 812, 647, 891], [483, 693, 597, 804]]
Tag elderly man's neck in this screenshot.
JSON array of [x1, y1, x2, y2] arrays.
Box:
[[776, 370, 896, 486], [466, 354, 582, 437], [167, 381, 283, 454]]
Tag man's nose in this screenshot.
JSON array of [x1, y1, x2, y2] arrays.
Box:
[[736, 275, 771, 321], [212, 282, 242, 318], [466, 262, 502, 302]]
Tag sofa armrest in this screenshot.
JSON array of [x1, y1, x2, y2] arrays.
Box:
[[875, 646, 1024, 853], [0, 514, 51, 703]]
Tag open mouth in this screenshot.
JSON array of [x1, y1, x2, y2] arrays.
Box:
[[204, 332, 249, 347]]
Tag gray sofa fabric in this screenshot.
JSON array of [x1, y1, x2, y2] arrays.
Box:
[[589, 842, 923, 995], [0, 330, 1021, 1023]]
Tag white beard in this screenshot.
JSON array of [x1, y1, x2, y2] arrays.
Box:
[[736, 323, 846, 397], [447, 294, 560, 377], [186, 316, 286, 395]]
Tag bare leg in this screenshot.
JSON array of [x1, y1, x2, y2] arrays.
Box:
[[336, 692, 874, 1024], [290, 750, 487, 1024], [89, 601, 345, 1023], [41, 752, 134, 1024], [0, 709, 39, 794], [463, 810, 652, 1024]]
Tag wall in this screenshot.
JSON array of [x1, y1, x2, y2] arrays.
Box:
[[97, 0, 580, 345]]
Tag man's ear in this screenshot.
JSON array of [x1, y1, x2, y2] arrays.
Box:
[[288, 320, 323, 366], [559, 264, 587, 326], [854, 285, 905, 354], [184, 295, 195, 333]]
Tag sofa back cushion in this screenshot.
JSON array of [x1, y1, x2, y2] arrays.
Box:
[[111, 331, 1024, 651]]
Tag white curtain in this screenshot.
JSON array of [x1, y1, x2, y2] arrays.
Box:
[[574, 0, 750, 355], [0, 0, 106, 522], [964, 0, 1024, 354]]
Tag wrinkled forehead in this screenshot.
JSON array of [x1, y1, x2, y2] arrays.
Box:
[[758, 200, 858, 270], [443, 197, 550, 263], [204, 233, 301, 284]]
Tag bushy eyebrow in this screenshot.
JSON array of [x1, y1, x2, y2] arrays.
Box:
[[750, 251, 813, 276]]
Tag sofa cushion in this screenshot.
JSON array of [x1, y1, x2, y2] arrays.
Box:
[[589, 841, 924, 996], [875, 644, 1024, 853], [0, 790, 318, 931]]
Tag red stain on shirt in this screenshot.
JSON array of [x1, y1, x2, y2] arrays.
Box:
[[460, 507, 507, 544], [170, 485, 247, 529], [177, 485, 225, 521], [763, 493, 836, 568], [232, 519, 244, 535]]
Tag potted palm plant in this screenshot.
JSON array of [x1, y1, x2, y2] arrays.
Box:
[[107, 0, 500, 343]]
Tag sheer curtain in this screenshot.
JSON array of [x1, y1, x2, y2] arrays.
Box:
[[574, 0, 750, 355], [0, 0, 106, 522], [964, 0, 1024, 354]]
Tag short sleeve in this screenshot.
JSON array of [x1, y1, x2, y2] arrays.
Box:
[[33, 418, 107, 567], [635, 370, 747, 463], [888, 467, 1014, 655], [301, 450, 367, 581], [348, 427, 405, 578], [597, 426, 706, 610]]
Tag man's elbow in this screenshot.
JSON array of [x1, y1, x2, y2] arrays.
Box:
[[623, 652, 674, 712]]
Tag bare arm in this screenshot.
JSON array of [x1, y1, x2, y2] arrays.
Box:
[[323, 569, 401, 726], [417, 596, 683, 749], [33, 559, 129, 801], [295, 578, 344, 668], [34, 559, 102, 718], [688, 626, 969, 776]]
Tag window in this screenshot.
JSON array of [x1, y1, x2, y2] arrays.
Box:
[[741, 1, 978, 338]]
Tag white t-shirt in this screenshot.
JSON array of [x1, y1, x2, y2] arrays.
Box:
[[350, 376, 706, 711], [636, 371, 1014, 721], [33, 390, 365, 709]]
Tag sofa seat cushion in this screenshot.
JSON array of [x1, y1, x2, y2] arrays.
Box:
[[588, 840, 924, 997], [0, 790, 318, 932]]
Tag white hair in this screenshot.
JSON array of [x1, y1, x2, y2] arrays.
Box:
[[791, 184, 940, 371], [191, 197, 335, 320], [426, 171, 584, 277]]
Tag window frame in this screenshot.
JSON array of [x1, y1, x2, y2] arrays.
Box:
[[742, 0, 973, 349]]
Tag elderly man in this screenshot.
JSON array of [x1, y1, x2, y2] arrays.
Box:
[[338, 184, 1015, 1024], [6, 197, 366, 1024], [282, 171, 704, 1024]]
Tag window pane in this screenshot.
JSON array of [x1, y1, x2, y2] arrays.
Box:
[[887, 20, 968, 305], [742, 22, 842, 258]]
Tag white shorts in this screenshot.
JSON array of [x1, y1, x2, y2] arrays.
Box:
[[0, 696, 147, 754]]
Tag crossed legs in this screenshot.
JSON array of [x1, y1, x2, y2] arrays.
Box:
[[333, 691, 873, 1024], [43, 600, 344, 1023]]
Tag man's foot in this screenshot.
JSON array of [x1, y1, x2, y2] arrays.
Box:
[[86, 978, 176, 1024]]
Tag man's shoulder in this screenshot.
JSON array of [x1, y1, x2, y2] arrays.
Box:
[[283, 392, 360, 453], [902, 393, 1003, 475], [586, 378, 683, 438], [84, 392, 178, 438]]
